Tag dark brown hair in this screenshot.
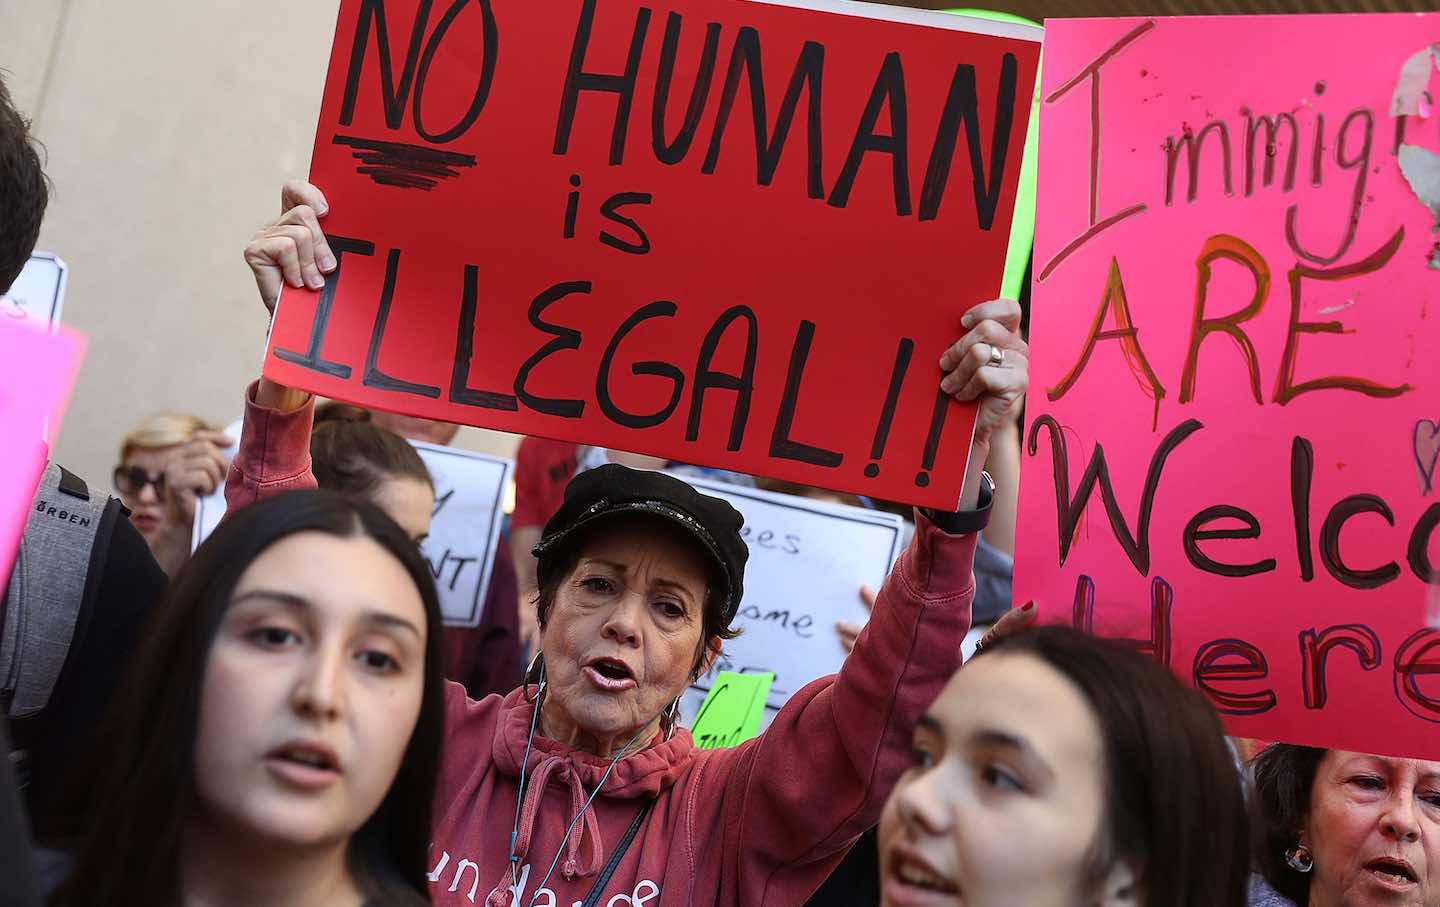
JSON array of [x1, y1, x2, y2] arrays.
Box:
[[56, 491, 444, 906], [314, 400, 376, 425], [1251, 743, 1327, 905], [0, 73, 48, 292], [978, 626, 1251, 907], [751, 476, 864, 509], [310, 418, 433, 498], [533, 515, 739, 677]]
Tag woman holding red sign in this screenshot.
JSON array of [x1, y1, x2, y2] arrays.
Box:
[[229, 180, 1029, 907]]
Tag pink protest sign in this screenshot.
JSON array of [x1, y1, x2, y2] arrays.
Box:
[[1017, 15, 1440, 757], [0, 319, 85, 577]]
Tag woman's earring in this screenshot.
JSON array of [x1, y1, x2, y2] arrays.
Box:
[[662, 696, 683, 741], [1284, 844, 1313, 873], [523, 652, 546, 703]]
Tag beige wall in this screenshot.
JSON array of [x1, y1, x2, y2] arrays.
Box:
[[1, 0, 520, 489]]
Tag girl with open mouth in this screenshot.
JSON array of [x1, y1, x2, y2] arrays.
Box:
[[877, 625, 1253, 907], [52, 491, 446, 907]]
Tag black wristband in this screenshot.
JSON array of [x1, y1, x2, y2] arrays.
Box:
[[921, 471, 994, 535]]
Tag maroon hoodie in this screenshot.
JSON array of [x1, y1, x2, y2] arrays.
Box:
[[226, 385, 977, 906]]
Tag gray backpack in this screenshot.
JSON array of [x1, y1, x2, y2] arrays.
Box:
[[1, 463, 118, 720]]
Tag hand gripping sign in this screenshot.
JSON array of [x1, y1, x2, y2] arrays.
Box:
[[262, 0, 1040, 509], [1016, 14, 1440, 758]]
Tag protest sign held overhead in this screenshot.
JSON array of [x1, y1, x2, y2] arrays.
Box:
[[262, 0, 1040, 509], [675, 474, 904, 723], [1016, 14, 1440, 758]]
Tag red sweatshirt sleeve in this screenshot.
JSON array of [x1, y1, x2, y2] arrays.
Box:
[[223, 380, 317, 514], [708, 510, 976, 905]]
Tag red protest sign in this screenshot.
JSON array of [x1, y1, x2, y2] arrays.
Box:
[[1017, 15, 1440, 757], [262, 0, 1039, 508]]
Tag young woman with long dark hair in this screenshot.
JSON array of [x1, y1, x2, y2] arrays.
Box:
[[53, 490, 447, 907], [879, 625, 1252, 907]]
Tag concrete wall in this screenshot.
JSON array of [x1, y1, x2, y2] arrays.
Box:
[[0, 0, 520, 490]]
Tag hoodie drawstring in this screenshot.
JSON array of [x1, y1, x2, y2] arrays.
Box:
[[485, 754, 605, 907]]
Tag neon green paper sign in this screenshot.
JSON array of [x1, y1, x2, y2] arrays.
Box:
[[690, 671, 775, 749]]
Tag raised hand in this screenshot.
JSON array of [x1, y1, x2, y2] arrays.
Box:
[[835, 584, 877, 655], [243, 180, 337, 314], [938, 298, 1028, 446], [163, 429, 233, 525]]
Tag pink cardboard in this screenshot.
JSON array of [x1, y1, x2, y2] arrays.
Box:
[[1018, 14, 1440, 757], [0, 319, 85, 577]]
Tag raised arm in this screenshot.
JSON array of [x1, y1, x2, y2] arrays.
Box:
[[222, 380, 317, 513], [706, 299, 1028, 904], [223, 181, 336, 514]]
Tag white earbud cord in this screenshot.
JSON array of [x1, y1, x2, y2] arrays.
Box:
[[508, 667, 660, 907], [524, 723, 648, 906], [507, 673, 544, 896]]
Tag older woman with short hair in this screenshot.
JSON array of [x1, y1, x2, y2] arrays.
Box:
[[1251, 744, 1439, 906], [232, 179, 1029, 906]]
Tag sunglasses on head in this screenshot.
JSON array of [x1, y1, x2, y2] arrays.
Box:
[[113, 465, 166, 497]]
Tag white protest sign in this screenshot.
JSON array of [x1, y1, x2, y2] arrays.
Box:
[[192, 492, 223, 552], [676, 474, 905, 724], [2, 252, 67, 328], [191, 418, 244, 553], [193, 428, 514, 629], [413, 441, 513, 628]]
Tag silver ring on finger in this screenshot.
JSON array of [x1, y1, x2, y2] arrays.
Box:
[[986, 343, 1006, 368]]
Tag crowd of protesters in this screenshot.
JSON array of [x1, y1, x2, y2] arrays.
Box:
[[1, 44, 1435, 907]]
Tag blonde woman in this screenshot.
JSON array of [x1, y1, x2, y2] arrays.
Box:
[[114, 413, 232, 574]]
